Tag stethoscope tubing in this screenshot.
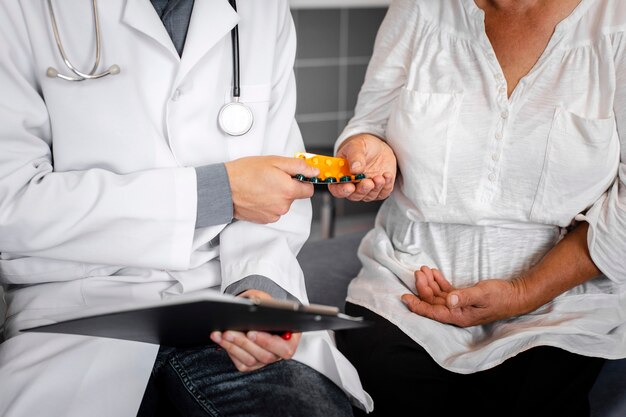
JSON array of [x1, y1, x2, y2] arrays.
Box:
[[228, 0, 241, 100], [46, 0, 119, 81]]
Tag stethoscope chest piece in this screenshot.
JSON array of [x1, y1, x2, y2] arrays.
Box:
[[218, 101, 254, 136]]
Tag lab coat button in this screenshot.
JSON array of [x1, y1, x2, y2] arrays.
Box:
[[171, 89, 181, 101], [501, 111, 509, 119], [488, 173, 496, 182], [495, 132, 503, 140], [492, 153, 500, 161]]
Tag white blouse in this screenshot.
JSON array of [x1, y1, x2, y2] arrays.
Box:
[[337, 0, 626, 373]]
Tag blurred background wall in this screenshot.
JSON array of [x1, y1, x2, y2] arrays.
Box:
[[290, 0, 390, 241]]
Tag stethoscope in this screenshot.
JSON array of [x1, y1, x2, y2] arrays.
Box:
[[217, 0, 254, 136], [45, 0, 120, 81], [45, 0, 253, 137]]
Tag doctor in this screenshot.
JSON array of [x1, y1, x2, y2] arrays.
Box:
[[0, 0, 373, 416]]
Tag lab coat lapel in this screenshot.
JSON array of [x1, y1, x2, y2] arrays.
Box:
[[121, 0, 179, 59], [176, 0, 239, 84]]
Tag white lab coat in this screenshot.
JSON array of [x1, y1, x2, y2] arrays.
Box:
[[0, 0, 373, 415]]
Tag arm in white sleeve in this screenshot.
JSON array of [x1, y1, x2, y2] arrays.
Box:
[[335, 0, 420, 152], [0, 3, 196, 270], [577, 31, 626, 284], [218, 1, 311, 303]]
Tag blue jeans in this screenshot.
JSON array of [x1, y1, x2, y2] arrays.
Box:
[[137, 344, 354, 417]]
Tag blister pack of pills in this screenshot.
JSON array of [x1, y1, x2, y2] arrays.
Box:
[[293, 152, 366, 184]]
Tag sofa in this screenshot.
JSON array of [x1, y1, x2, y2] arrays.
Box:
[[298, 231, 626, 417]]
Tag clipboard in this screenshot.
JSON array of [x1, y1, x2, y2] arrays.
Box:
[[21, 292, 372, 347]]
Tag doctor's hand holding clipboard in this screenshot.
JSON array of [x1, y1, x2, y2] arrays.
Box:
[[209, 289, 301, 373]]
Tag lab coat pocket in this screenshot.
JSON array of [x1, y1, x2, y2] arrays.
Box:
[[530, 107, 617, 224], [386, 88, 463, 205], [224, 84, 272, 160]]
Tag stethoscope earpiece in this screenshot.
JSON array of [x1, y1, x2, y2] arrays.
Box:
[[46, 67, 59, 78]]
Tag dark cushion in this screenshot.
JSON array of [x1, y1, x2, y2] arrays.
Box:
[[298, 231, 366, 312]]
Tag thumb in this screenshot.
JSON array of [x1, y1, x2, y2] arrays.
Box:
[[273, 156, 320, 178], [337, 141, 366, 173], [447, 287, 483, 309]]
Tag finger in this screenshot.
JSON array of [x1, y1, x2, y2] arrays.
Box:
[[337, 141, 366, 174], [328, 182, 356, 199], [401, 294, 454, 324], [362, 175, 387, 202], [289, 181, 315, 200], [432, 269, 454, 293], [371, 172, 395, 201], [419, 265, 440, 295], [210, 331, 267, 368], [229, 354, 265, 373], [274, 156, 320, 178], [420, 266, 445, 298], [238, 289, 272, 301], [347, 179, 376, 201], [415, 269, 447, 305], [420, 265, 435, 283], [248, 331, 300, 360], [228, 330, 282, 364], [448, 286, 485, 309], [414, 270, 434, 302], [383, 172, 395, 188]]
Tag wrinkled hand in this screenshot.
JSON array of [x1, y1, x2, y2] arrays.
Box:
[[210, 290, 301, 372], [400, 266, 529, 328], [225, 156, 320, 224], [328, 134, 396, 202]]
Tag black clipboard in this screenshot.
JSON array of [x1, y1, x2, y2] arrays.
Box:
[[21, 293, 371, 347]]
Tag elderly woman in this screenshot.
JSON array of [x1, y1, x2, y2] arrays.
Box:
[[330, 0, 626, 416]]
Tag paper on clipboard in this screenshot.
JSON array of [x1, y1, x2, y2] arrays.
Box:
[[21, 291, 371, 347]]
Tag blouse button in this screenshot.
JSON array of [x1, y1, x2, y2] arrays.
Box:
[[501, 111, 509, 119], [488, 173, 496, 182], [495, 132, 503, 140], [492, 153, 500, 161]]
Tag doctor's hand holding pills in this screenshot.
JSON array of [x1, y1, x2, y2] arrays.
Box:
[[225, 156, 320, 224]]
